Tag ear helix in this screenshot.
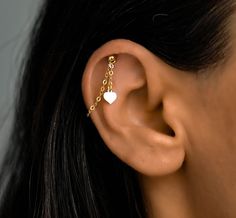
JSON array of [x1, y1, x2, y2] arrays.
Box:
[[87, 55, 117, 117]]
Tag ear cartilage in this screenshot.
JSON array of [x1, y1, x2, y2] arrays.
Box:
[[87, 55, 117, 117]]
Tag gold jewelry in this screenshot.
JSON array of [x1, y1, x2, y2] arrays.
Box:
[[87, 55, 117, 117]]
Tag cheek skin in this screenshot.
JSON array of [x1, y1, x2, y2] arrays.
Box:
[[178, 55, 236, 216]]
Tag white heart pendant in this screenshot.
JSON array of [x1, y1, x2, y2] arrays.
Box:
[[103, 91, 117, 104]]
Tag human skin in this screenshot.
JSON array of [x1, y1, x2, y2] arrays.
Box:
[[139, 16, 236, 218], [139, 47, 236, 218], [82, 14, 236, 218]]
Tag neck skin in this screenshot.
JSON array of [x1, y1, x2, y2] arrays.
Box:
[[139, 169, 194, 218], [138, 166, 236, 218]]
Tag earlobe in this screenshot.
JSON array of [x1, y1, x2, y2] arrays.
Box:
[[82, 39, 186, 177]]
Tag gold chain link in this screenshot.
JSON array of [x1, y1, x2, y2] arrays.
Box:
[[87, 56, 116, 117]]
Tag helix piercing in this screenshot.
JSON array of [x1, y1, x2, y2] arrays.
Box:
[[87, 55, 117, 117]]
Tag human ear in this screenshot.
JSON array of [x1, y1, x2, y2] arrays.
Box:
[[82, 39, 187, 177]]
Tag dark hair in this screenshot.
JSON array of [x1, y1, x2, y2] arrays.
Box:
[[0, 0, 235, 217]]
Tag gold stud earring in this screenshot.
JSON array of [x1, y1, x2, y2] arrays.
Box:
[[87, 55, 117, 117]]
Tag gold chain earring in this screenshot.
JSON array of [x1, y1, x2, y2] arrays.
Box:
[[87, 55, 117, 117]]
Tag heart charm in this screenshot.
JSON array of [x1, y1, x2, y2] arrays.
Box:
[[103, 91, 117, 104]]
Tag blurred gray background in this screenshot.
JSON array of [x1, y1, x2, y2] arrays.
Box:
[[0, 0, 41, 163]]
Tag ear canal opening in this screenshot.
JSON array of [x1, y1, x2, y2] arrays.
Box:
[[166, 125, 176, 137], [158, 102, 176, 137], [159, 120, 176, 137]]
